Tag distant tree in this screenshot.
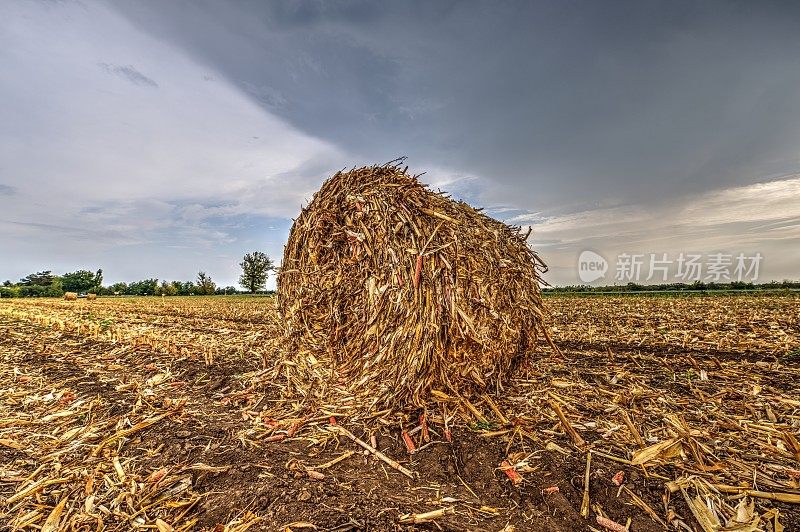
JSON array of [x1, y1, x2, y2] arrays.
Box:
[[215, 286, 238, 295], [3, 280, 12, 287], [690, 280, 707, 291], [62, 270, 98, 293], [179, 281, 196, 296], [94, 269, 103, 289], [156, 280, 178, 296], [20, 271, 55, 286], [128, 279, 159, 296], [196, 271, 216, 295], [18, 280, 60, 297], [239, 252, 274, 293], [0, 286, 20, 298], [96, 286, 112, 296], [45, 278, 64, 297], [19, 285, 44, 297], [109, 282, 128, 295]]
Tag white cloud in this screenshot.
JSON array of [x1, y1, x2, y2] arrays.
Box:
[[515, 176, 800, 284], [0, 1, 346, 284]]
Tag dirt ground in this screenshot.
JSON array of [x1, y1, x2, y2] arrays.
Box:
[[1, 295, 799, 531]]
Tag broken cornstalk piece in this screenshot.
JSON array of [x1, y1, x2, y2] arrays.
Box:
[[398, 507, 455, 524], [329, 425, 415, 479], [500, 460, 523, 485]]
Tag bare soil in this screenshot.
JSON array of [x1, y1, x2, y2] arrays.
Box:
[[2, 295, 799, 531]]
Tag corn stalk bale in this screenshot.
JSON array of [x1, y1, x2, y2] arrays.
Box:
[[277, 163, 550, 411], [63, 292, 77, 301]]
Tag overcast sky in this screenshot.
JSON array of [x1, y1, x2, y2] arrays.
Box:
[[2, 1, 799, 287]]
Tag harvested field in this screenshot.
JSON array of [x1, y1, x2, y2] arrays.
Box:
[[1, 294, 799, 531]]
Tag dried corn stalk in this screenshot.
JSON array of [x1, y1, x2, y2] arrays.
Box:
[[277, 162, 549, 411]]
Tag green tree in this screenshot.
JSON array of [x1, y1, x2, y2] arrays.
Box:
[[62, 270, 98, 293], [19, 285, 44, 297], [239, 251, 274, 293], [20, 271, 55, 286], [175, 281, 195, 296], [109, 282, 128, 295], [216, 286, 238, 295], [128, 279, 159, 295], [44, 278, 64, 297], [156, 280, 179, 296], [196, 272, 216, 295], [0, 286, 21, 298]]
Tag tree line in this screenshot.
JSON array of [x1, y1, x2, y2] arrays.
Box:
[[543, 280, 800, 293], [0, 251, 275, 298]]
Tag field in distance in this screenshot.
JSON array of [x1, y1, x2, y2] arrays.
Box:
[[1, 294, 798, 530]]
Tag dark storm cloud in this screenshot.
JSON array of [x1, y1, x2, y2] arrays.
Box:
[[98, 62, 158, 87], [3, 0, 800, 286], [106, 0, 800, 210]]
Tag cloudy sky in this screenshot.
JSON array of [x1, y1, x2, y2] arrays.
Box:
[[1, 1, 799, 287]]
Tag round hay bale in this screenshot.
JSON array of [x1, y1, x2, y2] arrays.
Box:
[[278, 163, 550, 410], [87, 293, 97, 301], [64, 292, 78, 301]]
